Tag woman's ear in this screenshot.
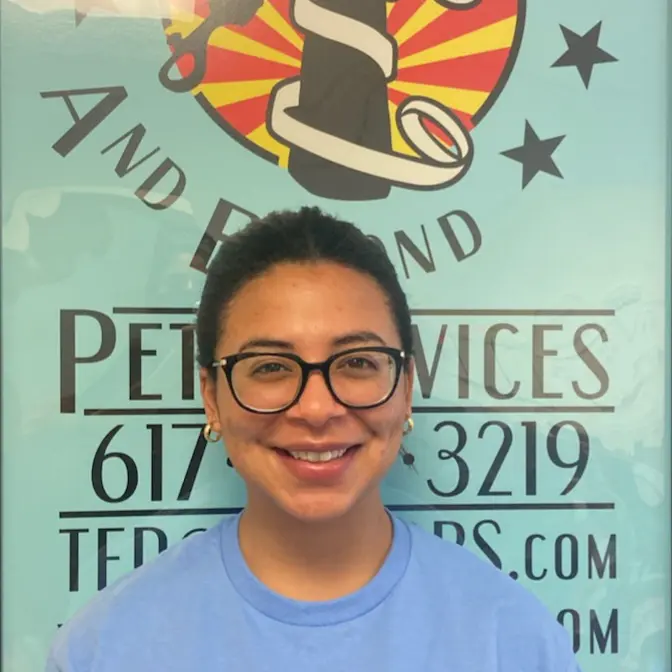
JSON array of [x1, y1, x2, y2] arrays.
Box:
[[199, 367, 221, 431], [404, 357, 415, 417]]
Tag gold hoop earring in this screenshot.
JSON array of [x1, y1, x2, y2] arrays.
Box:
[[403, 417, 414, 436], [203, 423, 221, 443]]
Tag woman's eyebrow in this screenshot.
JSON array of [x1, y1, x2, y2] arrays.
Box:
[[236, 331, 387, 353], [238, 338, 294, 352], [331, 331, 386, 347]]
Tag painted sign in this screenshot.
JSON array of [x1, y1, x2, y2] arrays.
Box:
[[1, 0, 669, 670]]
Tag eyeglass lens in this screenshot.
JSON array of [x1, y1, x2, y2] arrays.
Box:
[[231, 350, 398, 411]]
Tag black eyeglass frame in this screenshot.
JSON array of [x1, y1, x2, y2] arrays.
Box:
[[210, 346, 407, 414]]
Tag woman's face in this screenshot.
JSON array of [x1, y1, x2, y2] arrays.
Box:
[[200, 261, 414, 523]]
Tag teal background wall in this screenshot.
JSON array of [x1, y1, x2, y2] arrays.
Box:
[[1, 0, 670, 670]]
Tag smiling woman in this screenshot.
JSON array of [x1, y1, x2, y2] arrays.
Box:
[[47, 207, 582, 672], [195, 209, 414, 536]]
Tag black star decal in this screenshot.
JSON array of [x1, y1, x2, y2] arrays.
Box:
[[551, 22, 617, 89], [501, 121, 565, 189]]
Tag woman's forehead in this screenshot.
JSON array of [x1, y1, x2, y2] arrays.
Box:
[[219, 262, 399, 349]]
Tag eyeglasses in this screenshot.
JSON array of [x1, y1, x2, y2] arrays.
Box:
[[210, 346, 406, 414]]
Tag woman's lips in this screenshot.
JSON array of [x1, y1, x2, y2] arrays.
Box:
[[272, 444, 362, 482]]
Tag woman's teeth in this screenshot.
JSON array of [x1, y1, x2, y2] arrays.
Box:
[[287, 448, 349, 462]]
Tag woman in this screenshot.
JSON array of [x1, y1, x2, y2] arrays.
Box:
[[48, 207, 581, 671]]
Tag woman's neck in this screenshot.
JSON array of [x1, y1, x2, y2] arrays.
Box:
[[237, 492, 393, 601]]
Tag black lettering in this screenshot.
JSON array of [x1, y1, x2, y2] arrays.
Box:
[[478, 421, 513, 496], [41, 86, 128, 156], [457, 324, 471, 399], [175, 424, 208, 501], [133, 527, 168, 568], [525, 532, 614, 582], [555, 534, 579, 580], [558, 609, 581, 653], [427, 420, 469, 497], [458, 324, 470, 398], [523, 421, 538, 495], [588, 535, 617, 579], [170, 323, 196, 400], [135, 158, 186, 210], [572, 323, 610, 399], [590, 609, 618, 654], [395, 226, 436, 278], [525, 534, 547, 581], [547, 421, 590, 495], [412, 323, 447, 398], [60, 528, 89, 592], [60, 309, 116, 413], [147, 424, 164, 502], [472, 519, 502, 569], [433, 521, 465, 545], [483, 323, 520, 399], [183, 528, 207, 538], [101, 124, 161, 177], [91, 425, 139, 503], [435, 520, 501, 570], [191, 198, 258, 272], [97, 527, 124, 590], [532, 324, 562, 398], [437, 209, 482, 262], [129, 323, 162, 401], [559, 608, 619, 654]]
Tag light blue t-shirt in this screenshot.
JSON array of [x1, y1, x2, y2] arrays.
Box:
[[47, 513, 581, 671]]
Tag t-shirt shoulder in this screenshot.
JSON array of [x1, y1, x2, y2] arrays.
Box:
[[48, 517, 232, 671], [403, 518, 577, 670]]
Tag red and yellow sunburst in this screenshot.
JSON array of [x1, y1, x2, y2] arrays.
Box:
[[163, 0, 523, 168]]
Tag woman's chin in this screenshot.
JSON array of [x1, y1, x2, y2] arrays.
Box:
[[276, 491, 361, 523]]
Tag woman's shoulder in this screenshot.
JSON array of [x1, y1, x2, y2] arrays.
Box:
[[394, 517, 578, 669], [399, 517, 575, 663], [48, 516, 234, 670]]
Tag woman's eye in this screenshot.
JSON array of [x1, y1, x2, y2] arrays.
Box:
[[254, 362, 286, 374], [344, 357, 376, 369]]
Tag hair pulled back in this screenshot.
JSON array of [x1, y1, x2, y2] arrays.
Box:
[[196, 206, 413, 371]]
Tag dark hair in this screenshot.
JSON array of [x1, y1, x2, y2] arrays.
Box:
[[196, 206, 413, 371]]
